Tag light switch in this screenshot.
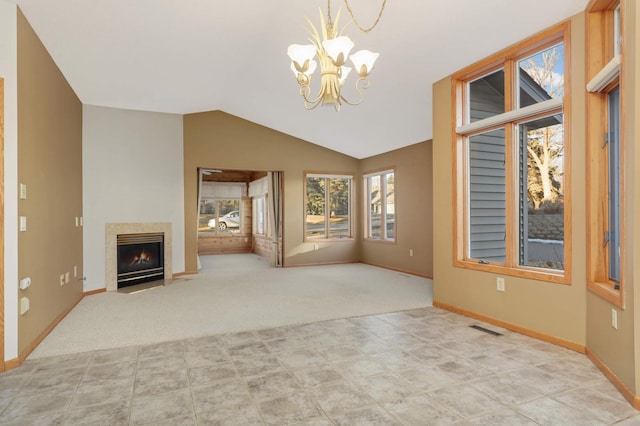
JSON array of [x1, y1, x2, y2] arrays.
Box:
[[19, 216, 27, 232], [19, 277, 31, 290], [75, 217, 79, 227], [19, 183, 27, 200]]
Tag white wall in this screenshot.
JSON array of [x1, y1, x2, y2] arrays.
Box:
[[1, 1, 18, 361], [83, 105, 185, 292]]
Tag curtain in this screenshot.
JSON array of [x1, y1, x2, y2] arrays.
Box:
[[267, 171, 283, 267], [196, 169, 205, 270]]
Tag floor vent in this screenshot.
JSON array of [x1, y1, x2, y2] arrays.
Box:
[[470, 325, 502, 336]]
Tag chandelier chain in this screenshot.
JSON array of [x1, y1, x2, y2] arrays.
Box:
[[343, 0, 387, 33]]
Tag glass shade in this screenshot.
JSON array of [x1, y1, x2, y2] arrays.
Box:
[[339, 66, 352, 85], [322, 36, 354, 66], [287, 44, 317, 72], [350, 50, 379, 77]]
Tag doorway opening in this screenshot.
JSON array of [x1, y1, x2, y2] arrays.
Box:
[[197, 168, 283, 266]]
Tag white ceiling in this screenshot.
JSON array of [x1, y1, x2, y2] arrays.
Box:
[[13, 0, 588, 159]]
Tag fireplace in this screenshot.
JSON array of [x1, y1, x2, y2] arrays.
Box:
[[116, 233, 165, 288]]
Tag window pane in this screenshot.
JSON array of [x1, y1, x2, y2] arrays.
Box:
[[369, 175, 382, 239], [518, 43, 564, 108], [256, 197, 265, 235], [614, 6, 621, 56], [199, 198, 216, 234], [518, 115, 564, 270], [216, 200, 240, 234], [468, 129, 506, 262], [468, 69, 505, 123], [608, 87, 621, 283], [329, 178, 350, 238], [306, 177, 326, 239], [385, 173, 395, 239]]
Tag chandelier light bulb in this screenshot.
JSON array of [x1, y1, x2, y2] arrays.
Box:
[[287, 44, 317, 73], [322, 36, 354, 67], [350, 50, 379, 77], [339, 66, 352, 86]]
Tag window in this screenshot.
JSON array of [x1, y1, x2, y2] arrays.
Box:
[[364, 170, 395, 241], [305, 174, 352, 240], [453, 24, 569, 282], [199, 181, 246, 236], [586, 0, 624, 306], [205, 199, 241, 234], [249, 176, 269, 236], [607, 86, 621, 285], [253, 196, 267, 235]]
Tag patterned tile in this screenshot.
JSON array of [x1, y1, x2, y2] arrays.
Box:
[[1, 307, 638, 425]]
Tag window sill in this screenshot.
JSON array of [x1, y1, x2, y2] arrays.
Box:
[[588, 280, 624, 308], [199, 233, 246, 238], [454, 259, 569, 284], [363, 238, 396, 245], [304, 238, 356, 243]]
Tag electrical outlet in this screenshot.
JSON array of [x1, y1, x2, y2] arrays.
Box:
[[612, 309, 618, 329], [19, 183, 27, 199], [60, 274, 65, 286], [20, 297, 29, 315], [496, 277, 505, 292], [19, 216, 27, 232], [409, 249, 414, 257]]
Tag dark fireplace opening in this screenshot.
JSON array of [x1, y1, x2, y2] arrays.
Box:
[[117, 233, 164, 289]]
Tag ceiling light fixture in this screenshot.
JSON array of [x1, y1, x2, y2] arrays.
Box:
[[287, 0, 386, 111]]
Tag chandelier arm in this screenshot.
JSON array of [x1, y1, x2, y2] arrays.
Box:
[[343, 0, 387, 33], [340, 77, 369, 106], [297, 83, 324, 110]]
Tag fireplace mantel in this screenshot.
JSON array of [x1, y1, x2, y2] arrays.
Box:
[[105, 223, 172, 291]]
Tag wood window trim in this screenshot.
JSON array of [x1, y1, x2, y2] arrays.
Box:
[[363, 167, 396, 244], [586, 0, 625, 308], [452, 22, 572, 285], [0, 78, 5, 371], [303, 171, 355, 242]]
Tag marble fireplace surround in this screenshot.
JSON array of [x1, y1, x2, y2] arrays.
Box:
[[105, 222, 173, 292]]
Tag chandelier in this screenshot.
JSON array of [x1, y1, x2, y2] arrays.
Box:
[[287, 0, 386, 111]]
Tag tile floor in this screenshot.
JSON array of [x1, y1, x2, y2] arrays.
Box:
[[1, 307, 639, 425]]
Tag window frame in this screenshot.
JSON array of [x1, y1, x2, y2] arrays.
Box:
[[586, 0, 625, 308], [452, 22, 571, 284], [206, 198, 242, 235], [363, 168, 396, 243], [303, 172, 354, 241], [252, 195, 268, 236]]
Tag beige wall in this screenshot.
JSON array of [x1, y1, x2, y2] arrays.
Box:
[[16, 9, 83, 354], [360, 142, 433, 277], [586, 1, 640, 394], [432, 14, 587, 346], [183, 111, 360, 271]]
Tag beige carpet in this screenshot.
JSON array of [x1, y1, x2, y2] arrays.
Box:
[[29, 254, 433, 359]]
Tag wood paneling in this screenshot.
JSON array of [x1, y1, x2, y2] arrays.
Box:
[[197, 235, 251, 255], [253, 235, 272, 258], [0, 78, 4, 371]]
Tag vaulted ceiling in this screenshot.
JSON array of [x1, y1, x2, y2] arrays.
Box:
[[13, 0, 588, 158]]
